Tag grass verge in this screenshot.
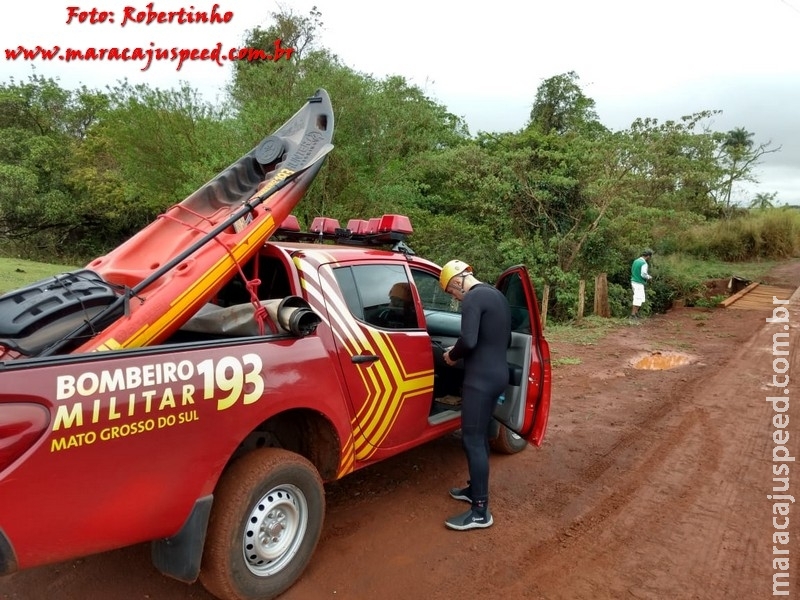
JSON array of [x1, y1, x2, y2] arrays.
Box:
[[0, 257, 79, 294]]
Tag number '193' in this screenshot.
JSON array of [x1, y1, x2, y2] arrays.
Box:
[[197, 354, 264, 410]]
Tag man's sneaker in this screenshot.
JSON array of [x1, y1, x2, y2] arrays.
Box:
[[445, 506, 493, 531], [449, 485, 472, 503]]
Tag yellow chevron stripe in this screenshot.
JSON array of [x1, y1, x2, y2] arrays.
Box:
[[351, 331, 434, 459], [362, 336, 433, 439], [293, 258, 434, 462], [289, 257, 361, 478], [336, 434, 356, 478], [354, 354, 387, 424]]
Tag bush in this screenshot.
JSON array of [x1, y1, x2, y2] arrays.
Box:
[[645, 276, 679, 314], [682, 209, 800, 261], [607, 282, 632, 317], [759, 209, 800, 257]]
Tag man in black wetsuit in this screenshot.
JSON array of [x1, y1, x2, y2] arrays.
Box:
[[440, 259, 511, 531]]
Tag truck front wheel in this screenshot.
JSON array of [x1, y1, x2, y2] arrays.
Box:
[[199, 448, 325, 600]]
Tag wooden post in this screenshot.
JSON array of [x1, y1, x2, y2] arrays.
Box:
[[541, 284, 550, 329], [577, 279, 585, 321], [594, 273, 610, 318]]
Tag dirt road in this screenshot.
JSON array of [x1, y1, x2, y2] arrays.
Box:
[[2, 262, 799, 600]]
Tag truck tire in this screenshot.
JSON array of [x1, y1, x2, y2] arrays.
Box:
[[490, 424, 528, 455], [199, 448, 325, 600]]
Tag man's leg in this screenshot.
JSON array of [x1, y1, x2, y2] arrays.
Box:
[[631, 283, 643, 317], [446, 385, 495, 530], [459, 387, 494, 505]]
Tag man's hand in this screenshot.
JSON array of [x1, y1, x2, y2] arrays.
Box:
[[443, 347, 456, 366]]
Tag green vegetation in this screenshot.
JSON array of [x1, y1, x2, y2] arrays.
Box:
[[0, 257, 78, 293], [0, 8, 797, 323], [551, 356, 583, 367], [545, 315, 625, 345], [693, 295, 728, 308], [654, 253, 781, 282], [683, 209, 800, 261], [641, 252, 785, 312]]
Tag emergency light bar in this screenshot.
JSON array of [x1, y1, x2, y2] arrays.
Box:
[[273, 214, 414, 253]]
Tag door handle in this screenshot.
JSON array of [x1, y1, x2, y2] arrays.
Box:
[[352, 354, 379, 364]]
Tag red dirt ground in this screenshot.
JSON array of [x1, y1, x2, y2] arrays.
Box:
[[2, 261, 799, 600]]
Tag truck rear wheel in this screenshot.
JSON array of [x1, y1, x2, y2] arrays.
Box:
[[199, 448, 325, 600], [490, 424, 528, 454]]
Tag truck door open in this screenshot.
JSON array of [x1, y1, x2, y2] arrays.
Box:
[[493, 265, 551, 446]]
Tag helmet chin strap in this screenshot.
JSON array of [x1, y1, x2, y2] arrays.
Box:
[[456, 273, 469, 293]]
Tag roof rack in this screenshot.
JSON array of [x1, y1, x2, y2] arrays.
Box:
[[273, 214, 416, 255]]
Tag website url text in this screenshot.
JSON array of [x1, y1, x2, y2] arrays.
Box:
[[5, 39, 294, 72]]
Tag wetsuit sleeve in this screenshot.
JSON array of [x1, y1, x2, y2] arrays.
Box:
[[448, 294, 480, 361]]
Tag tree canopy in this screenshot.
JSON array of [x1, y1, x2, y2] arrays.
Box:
[[0, 8, 789, 320]]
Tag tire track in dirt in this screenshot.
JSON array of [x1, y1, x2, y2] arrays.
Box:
[[495, 301, 797, 599], [506, 407, 721, 599]]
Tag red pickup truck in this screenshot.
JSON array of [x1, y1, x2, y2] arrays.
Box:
[[0, 91, 551, 600]]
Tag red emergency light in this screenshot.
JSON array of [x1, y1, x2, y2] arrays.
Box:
[[309, 217, 340, 235], [345, 219, 369, 235], [377, 214, 413, 235], [274, 214, 414, 253], [278, 215, 301, 232]]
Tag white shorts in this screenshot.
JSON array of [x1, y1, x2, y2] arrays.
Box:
[[631, 282, 646, 307]]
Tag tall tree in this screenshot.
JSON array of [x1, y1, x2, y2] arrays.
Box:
[[717, 126, 779, 210], [0, 76, 109, 257], [623, 113, 723, 216], [749, 191, 777, 209], [229, 6, 324, 111], [100, 81, 234, 207], [229, 7, 469, 227], [527, 71, 604, 136]]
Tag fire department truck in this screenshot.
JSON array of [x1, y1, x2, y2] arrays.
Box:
[[0, 90, 551, 600]]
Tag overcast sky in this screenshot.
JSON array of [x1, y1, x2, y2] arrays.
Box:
[[3, 0, 799, 204]]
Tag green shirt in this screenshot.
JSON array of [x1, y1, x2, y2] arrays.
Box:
[[631, 257, 649, 284]]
